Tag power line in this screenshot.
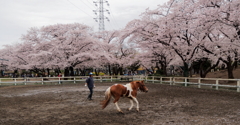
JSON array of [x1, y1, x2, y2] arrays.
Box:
[[80, 0, 95, 10], [84, 0, 98, 9], [108, 6, 121, 30], [66, 0, 94, 18]]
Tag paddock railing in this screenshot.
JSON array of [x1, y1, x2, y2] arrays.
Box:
[[0, 76, 239, 92]]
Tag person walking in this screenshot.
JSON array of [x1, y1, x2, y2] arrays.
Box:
[[85, 72, 95, 100]]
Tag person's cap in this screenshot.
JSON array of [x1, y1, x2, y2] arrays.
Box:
[[89, 72, 93, 75]]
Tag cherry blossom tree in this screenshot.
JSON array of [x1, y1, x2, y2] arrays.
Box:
[[121, 0, 240, 78], [2, 0, 240, 79], [191, 0, 240, 78], [98, 30, 140, 75], [121, 0, 201, 77], [5, 23, 101, 76], [39, 23, 100, 76]]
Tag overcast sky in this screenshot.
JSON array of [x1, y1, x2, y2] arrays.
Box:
[[0, 0, 168, 49]]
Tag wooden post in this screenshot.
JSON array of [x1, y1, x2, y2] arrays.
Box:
[[152, 76, 154, 83], [59, 77, 61, 84], [74, 77, 76, 84], [237, 80, 240, 92], [111, 76, 112, 82], [101, 76, 102, 82], [42, 78, 44, 85], [172, 77, 175, 85], [170, 77, 172, 85], [216, 79, 219, 90], [185, 78, 187, 87], [198, 78, 201, 88], [15, 78, 17, 85], [0, 78, 1, 86], [25, 78, 26, 85], [160, 77, 162, 84]]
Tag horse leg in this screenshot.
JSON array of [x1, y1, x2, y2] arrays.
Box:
[[132, 97, 139, 112], [128, 99, 134, 111], [114, 102, 123, 113], [113, 97, 123, 113]]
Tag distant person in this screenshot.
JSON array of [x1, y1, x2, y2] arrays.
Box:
[[58, 73, 62, 83], [85, 72, 95, 100]]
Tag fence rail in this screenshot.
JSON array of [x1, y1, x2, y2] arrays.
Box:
[[0, 76, 240, 92]]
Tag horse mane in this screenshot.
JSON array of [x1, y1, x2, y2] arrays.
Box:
[[130, 81, 142, 90]]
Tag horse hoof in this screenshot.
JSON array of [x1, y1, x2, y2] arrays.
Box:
[[128, 108, 132, 111]]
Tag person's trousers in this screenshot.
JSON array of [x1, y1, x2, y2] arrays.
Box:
[[88, 87, 93, 99]]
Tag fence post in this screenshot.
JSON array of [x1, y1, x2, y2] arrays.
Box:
[[145, 76, 147, 82], [74, 77, 76, 84], [216, 79, 219, 90], [111, 76, 112, 82], [172, 77, 175, 85], [237, 80, 240, 92], [169, 77, 172, 85], [25, 78, 26, 85], [184, 78, 187, 87], [0, 78, 1, 85], [152, 76, 154, 83], [42, 78, 44, 85], [15, 78, 17, 85], [160, 77, 162, 84], [101, 76, 102, 82], [198, 78, 201, 88]]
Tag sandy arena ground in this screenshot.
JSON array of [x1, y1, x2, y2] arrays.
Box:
[[0, 82, 240, 125]]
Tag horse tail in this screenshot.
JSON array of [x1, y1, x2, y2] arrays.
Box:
[[101, 87, 111, 109]]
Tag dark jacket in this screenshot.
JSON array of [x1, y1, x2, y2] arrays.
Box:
[[86, 77, 94, 88]]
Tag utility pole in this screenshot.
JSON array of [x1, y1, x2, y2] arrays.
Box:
[[93, 0, 110, 32]]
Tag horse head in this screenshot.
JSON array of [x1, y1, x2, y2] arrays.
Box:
[[136, 80, 148, 92]]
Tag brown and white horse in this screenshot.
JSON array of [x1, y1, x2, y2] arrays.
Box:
[[101, 80, 148, 113]]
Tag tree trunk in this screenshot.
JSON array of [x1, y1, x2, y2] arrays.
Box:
[[47, 68, 50, 77], [0, 70, 3, 77], [108, 65, 112, 76], [160, 63, 167, 76], [234, 56, 238, 69], [95, 69, 100, 76], [112, 66, 118, 75], [64, 67, 69, 80], [183, 62, 189, 77], [189, 65, 192, 77], [76, 68, 79, 76], [227, 62, 234, 79], [119, 67, 124, 75], [199, 61, 206, 78], [69, 67, 74, 76], [42, 68, 46, 77], [79, 68, 86, 76], [200, 59, 220, 78]]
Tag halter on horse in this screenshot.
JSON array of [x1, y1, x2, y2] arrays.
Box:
[[101, 80, 148, 113]]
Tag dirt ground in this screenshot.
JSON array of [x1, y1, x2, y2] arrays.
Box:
[[0, 82, 240, 125]]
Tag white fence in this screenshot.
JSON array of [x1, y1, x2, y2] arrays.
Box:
[[0, 76, 240, 92]]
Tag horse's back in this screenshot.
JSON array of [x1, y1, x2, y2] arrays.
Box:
[[110, 84, 127, 97]]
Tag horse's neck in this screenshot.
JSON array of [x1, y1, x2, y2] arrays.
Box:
[[130, 82, 139, 90]]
